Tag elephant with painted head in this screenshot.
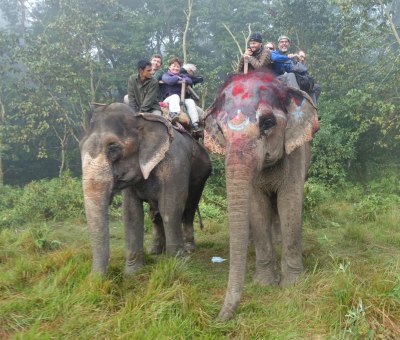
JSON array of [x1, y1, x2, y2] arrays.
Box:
[[204, 70, 319, 320], [80, 103, 212, 275]]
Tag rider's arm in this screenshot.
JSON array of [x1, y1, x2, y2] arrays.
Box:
[[270, 50, 290, 63], [161, 72, 181, 85], [181, 74, 193, 86], [140, 79, 159, 112], [248, 48, 271, 69], [127, 76, 139, 112]]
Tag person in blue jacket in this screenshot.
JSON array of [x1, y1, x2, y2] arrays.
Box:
[[270, 36, 301, 88]]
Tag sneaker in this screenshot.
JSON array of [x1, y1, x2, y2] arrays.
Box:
[[170, 112, 179, 124], [192, 122, 200, 131]]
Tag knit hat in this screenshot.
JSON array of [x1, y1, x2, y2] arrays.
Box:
[[249, 32, 263, 43], [278, 35, 291, 43]]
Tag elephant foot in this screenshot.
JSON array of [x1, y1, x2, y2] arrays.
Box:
[[148, 243, 165, 255], [217, 307, 235, 322], [166, 244, 185, 257], [279, 270, 303, 287], [91, 264, 108, 277], [124, 252, 145, 275], [253, 270, 279, 286], [217, 299, 240, 321], [253, 259, 279, 286], [184, 241, 196, 254]]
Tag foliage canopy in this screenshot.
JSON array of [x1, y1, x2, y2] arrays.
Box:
[[0, 0, 399, 184]]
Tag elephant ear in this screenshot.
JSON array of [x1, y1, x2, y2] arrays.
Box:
[[137, 114, 173, 179], [284, 87, 319, 154], [203, 105, 226, 156]]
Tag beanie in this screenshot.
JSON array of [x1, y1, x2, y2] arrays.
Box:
[[249, 32, 263, 43]]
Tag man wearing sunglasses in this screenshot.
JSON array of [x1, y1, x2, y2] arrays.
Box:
[[270, 35, 301, 88]]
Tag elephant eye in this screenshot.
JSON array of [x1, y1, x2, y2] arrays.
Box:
[[259, 115, 276, 136], [107, 143, 122, 161]]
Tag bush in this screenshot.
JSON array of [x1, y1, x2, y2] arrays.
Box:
[[0, 172, 84, 228], [303, 180, 330, 222], [199, 185, 226, 220], [354, 194, 391, 222]]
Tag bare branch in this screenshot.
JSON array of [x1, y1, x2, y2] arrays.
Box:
[[182, 0, 193, 64], [378, 0, 400, 45], [223, 23, 244, 54]]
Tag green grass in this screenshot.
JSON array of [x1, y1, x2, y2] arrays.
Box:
[[0, 180, 399, 338]]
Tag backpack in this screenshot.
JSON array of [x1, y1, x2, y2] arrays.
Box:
[[295, 73, 315, 93]]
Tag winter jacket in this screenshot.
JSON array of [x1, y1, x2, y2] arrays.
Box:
[[270, 50, 295, 75], [127, 74, 161, 113], [237, 45, 271, 72], [161, 71, 193, 98]]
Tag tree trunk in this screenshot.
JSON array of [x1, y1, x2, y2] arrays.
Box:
[[0, 93, 5, 187]]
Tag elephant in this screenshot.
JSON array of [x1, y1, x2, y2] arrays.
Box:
[[204, 70, 319, 320], [80, 103, 212, 275]]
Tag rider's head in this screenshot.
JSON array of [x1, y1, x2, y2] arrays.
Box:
[[248, 32, 263, 52], [168, 57, 182, 75], [137, 60, 153, 81], [150, 54, 163, 71], [298, 50, 306, 63], [277, 36, 291, 53]]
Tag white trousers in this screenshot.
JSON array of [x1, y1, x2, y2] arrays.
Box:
[[163, 94, 199, 124]]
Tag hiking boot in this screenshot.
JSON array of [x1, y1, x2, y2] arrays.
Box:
[[169, 112, 179, 124]]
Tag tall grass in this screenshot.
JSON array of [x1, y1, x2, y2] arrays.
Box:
[[0, 174, 399, 338]]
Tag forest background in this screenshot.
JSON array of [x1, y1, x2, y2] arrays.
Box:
[[0, 1, 400, 338], [0, 0, 399, 186]]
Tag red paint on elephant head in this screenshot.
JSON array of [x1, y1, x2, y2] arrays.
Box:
[[232, 84, 245, 97], [207, 70, 288, 136]]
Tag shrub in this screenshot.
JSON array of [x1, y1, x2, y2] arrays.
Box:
[[199, 185, 226, 220], [303, 180, 330, 222], [354, 194, 390, 222], [0, 172, 84, 228]]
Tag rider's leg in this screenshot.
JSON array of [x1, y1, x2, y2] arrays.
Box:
[[163, 94, 180, 122], [277, 72, 299, 88], [184, 99, 199, 128]]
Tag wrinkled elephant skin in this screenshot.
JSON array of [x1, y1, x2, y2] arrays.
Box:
[[80, 103, 211, 276], [204, 70, 319, 320]]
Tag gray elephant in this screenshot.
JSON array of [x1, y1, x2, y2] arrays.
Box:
[[204, 70, 319, 320], [80, 103, 212, 275]]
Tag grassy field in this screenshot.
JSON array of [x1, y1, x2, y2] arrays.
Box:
[[0, 180, 399, 339]]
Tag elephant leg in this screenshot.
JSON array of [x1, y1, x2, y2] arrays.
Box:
[[182, 207, 196, 254], [158, 192, 185, 256], [277, 185, 304, 287], [181, 187, 203, 254], [147, 208, 166, 255], [271, 197, 282, 245], [122, 188, 145, 275], [250, 189, 279, 286]]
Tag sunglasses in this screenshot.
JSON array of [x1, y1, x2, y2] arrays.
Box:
[[266, 47, 274, 50]]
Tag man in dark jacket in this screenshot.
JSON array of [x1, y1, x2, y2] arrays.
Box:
[[296, 50, 321, 104], [128, 60, 161, 115], [237, 32, 271, 73]]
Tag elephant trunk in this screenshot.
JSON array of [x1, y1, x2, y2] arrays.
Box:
[[218, 147, 254, 321], [81, 151, 114, 275]]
